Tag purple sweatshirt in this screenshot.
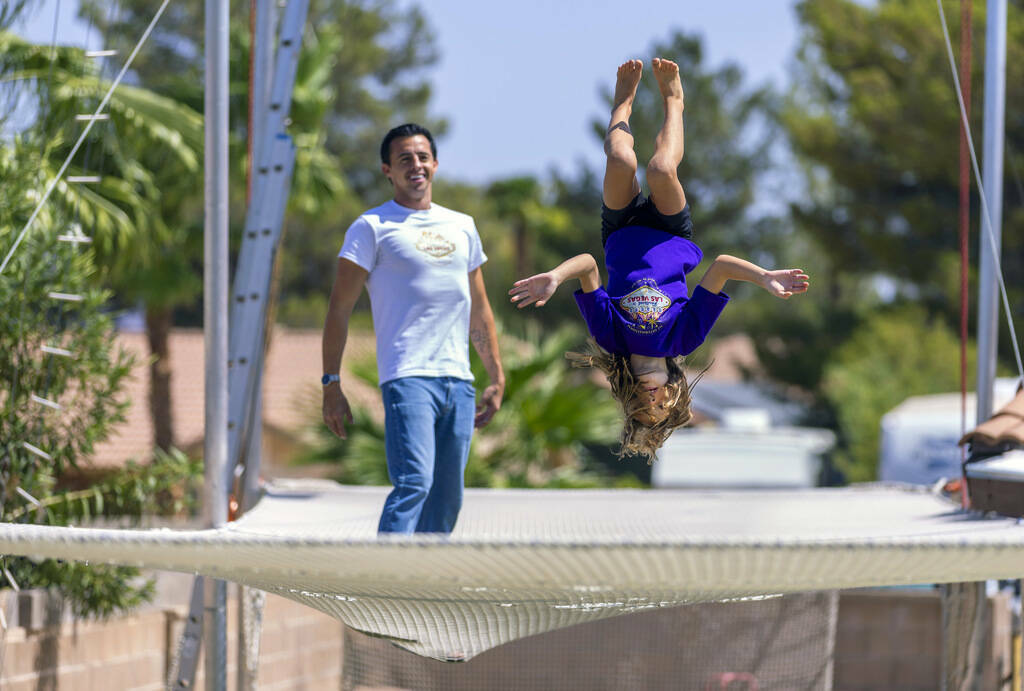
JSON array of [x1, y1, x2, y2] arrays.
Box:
[[573, 226, 729, 357]]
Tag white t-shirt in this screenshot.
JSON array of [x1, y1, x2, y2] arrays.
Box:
[[339, 200, 486, 385]]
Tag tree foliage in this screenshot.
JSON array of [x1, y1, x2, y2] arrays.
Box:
[[1, 28, 208, 450], [0, 142, 200, 618], [823, 307, 974, 481], [744, 0, 1024, 477], [0, 1, 29, 30], [0, 142, 133, 477], [784, 0, 1024, 321], [77, 0, 442, 326], [300, 326, 628, 489], [3, 8, 351, 444], [0, 31, 204, 297]]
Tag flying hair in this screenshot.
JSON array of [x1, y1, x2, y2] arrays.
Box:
[[565, 340, 704, 462]]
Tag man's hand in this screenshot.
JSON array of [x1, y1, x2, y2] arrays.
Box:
[[509, 272, 560, 308], [474, 382, 504, 428], [323, 386, 354, 439], [761, 269, 810, 299]]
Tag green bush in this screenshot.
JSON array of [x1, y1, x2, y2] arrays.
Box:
[[822, 306, 973, 482], [301, 325, 626, 489], [0, 142, 201, 618]]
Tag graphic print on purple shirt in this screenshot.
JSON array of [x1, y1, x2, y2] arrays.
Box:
[[573, 226, 730, 357], [619, 278, 672, 333]]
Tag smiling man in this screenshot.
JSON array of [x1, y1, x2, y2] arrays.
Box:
[[321, 123, 504, 534]]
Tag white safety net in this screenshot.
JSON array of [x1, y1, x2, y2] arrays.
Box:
[[0, 481, 1021, 661]]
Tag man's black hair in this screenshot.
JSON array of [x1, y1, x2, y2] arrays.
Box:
[[380, 123, 437, 165]]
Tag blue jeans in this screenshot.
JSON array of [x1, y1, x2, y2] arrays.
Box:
[[378, 376, 476, 534]]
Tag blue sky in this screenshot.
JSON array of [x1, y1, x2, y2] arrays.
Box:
[[16, 0, 800, 184]]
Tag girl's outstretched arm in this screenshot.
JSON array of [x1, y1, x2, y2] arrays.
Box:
[[509, 253, 601, 308], [697, 254, 809, 298]]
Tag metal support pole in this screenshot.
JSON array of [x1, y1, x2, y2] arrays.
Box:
[[943, 4, 1008, 690], [204, 0, 230, 687], [975, 0, 1006, 423], [237, 375, 264, 691]]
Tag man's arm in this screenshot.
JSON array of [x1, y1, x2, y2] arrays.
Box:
[[697, 254, 809, 299], [508, 253, 601, 308], [468, 266, 505, 428], [322, 258, 369, 438]]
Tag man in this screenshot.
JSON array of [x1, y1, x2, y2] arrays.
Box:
[[321, 123, 504, 534]]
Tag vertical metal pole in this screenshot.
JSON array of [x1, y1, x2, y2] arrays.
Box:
[[237, 379, 264, 691], [957, 0, 973, 509], [975, 0, 1006, 423], [204, 0, 230, 688], [944, 5, 1007, 690]]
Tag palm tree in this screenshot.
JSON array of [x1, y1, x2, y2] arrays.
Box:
[[2, 30, 204, 452], [2, 27, 348, 454], [486, 176, 576, 284]]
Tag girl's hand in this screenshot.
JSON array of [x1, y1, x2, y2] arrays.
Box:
[[762, 269, 809, 299], [509, 272, 560, 308]]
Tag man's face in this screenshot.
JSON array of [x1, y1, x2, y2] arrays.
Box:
[[382, 134, 438, 206]]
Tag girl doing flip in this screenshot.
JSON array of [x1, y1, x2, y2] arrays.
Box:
[[510, 58, 809, 460]]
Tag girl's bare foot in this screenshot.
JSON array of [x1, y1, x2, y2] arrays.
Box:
[[613, 59, 643, 111], [605, 60, 643, 200], [652, 58, 684, 106]]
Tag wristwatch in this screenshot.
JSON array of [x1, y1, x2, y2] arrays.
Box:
[[321, 374, 340, 386]]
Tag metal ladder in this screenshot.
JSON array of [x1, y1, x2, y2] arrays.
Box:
[[171, 0, 309, 686]]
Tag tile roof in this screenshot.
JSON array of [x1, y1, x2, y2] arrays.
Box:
[[91, 327, 380, 467], [701, 333, 760, 382]]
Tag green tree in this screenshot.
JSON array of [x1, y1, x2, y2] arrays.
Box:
[[1, 30, 205, 452], [0, 2, 29, 29], [3, 8, 350, 447], [465, 327, 624, 488], [745, 0, 1024, 444], [783, 0, 1024, 325], [0, 141, 134, 494], [481, 176, 586, 330], [0, 142, 200, 618], [823, 307, 974, 481], [486, 177, 574, 279], [78, 0, 443, 326]]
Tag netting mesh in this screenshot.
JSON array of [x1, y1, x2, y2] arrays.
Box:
[[0, 481, 1021, 661], [342, 592, 838, 691]]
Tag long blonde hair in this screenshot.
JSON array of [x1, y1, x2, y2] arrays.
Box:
[[566, 341, 698, 462]]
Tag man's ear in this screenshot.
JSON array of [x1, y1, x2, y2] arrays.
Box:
[[381, 163, 393, 184]]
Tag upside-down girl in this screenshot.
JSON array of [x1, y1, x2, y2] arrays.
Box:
[[509, 58, 809, 460]]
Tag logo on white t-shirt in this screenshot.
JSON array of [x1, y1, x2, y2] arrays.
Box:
[[619, 278, 670, 333], [415, 230, 456, 261]]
